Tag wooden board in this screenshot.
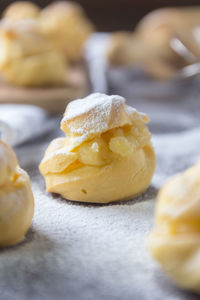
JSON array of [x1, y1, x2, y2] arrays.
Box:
[[0, 64, 90, 115]]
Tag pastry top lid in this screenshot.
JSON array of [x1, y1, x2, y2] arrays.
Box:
[[61, 93, 149, 150]]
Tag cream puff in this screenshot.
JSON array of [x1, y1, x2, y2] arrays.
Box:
[[148, 161, 200, 293], [107, 7, 200, 79], [39, 93, 156, 203], [39, 1, 94, 62], [2, 1, 40, 21], [107, 31, 184, 80], [0, 19, 67, 87], [0, 139, 34, 247], [137, 7, 200, 61]]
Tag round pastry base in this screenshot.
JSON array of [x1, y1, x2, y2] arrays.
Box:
[[0, 64, 90, 115]]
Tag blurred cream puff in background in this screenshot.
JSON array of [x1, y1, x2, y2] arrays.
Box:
[[148, 161, 200, 293], [0, 1, 94, 87]]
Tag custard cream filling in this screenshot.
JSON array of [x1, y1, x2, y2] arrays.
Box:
[[40, 122, 151, 176]]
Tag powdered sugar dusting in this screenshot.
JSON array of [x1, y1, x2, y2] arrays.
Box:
[[125, 105, 149, 123], [64, 93, 125, 121], [125, 105, 137, 116], [43, 147, 72, 162], [62, 93, 148, 140]]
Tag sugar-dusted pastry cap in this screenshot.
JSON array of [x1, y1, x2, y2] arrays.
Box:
[[61, 93, 149, 150]]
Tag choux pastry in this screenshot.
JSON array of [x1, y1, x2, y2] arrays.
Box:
[[2, 1, 40, 21], [148, 161, 200, 293], [39, 93, 156, 203], [0, 139, 34, 247], [137, 7, 200, 61], [107, 31, 184, 80], [39, 1, 94, 62], [107, 6, 200, 79], [0, 19, 67, 87]]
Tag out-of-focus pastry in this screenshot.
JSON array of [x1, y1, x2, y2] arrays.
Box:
[[0, 19, 67, 86], [107, 7, 200, 79], [39, 93, 156, 203], [136, 7, 200, 37], [0, 139, 34, 247], [39, 1, 94, 62], [2, 1, 40, 21], [137, 7, 200, 61], [107, 31, 185, 80], [148, 161, 200, 293]]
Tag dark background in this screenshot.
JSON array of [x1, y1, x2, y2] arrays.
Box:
[[1, 0, 200, 31]]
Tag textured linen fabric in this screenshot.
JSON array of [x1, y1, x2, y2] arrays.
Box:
[[1, 72, 200, 299], [0, 104, 56, 147]]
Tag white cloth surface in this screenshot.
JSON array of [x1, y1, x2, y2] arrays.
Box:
[[1, 123, 199, 300], [0, 105, 56, 146]]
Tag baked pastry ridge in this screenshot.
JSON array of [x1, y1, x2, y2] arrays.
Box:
[[39, 93, 156, 203], [148, 161, 200, 293], [0, 139, 34, 247]]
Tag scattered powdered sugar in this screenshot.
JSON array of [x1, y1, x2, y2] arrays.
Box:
[[152, 126, 200, 188]]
